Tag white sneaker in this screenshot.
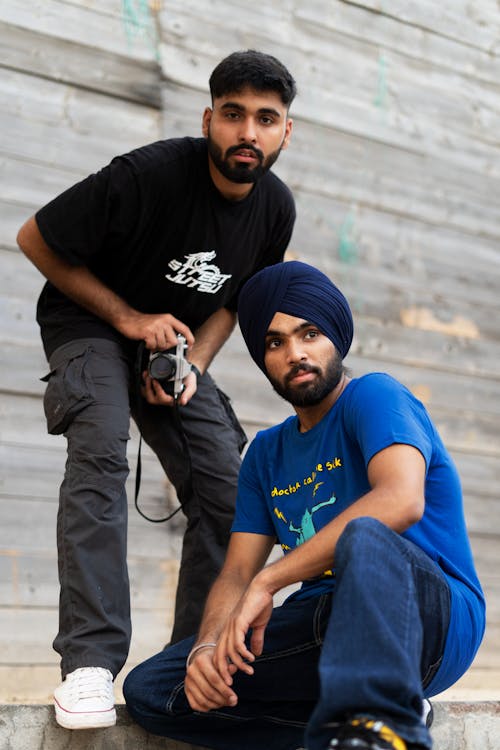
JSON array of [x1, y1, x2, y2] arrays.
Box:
[[422, 697, 433, 728], [54, 667, 116, 729]]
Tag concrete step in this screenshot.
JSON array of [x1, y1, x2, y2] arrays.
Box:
[[0, 702, 499, 749]]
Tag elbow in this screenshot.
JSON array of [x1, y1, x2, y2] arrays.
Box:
[[16, 216, 35, 257], [399, 492, 425, 530], [16, 224, 28, 253]]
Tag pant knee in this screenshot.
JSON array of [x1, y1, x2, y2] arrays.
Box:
[[336, 517, 394, 566]]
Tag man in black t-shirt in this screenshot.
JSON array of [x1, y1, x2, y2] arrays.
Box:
[[17, 49, 296, 731]]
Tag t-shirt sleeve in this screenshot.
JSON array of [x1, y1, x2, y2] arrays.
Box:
[[231, 439, 276, 536], [344, 374, 434, 469], [35, 158, 139, 266]]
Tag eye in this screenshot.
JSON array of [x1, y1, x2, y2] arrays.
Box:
[[224, 111, 241, 120], [304, 329, 320, 340], [266, 338, 282, 350], [260, 115, 275, 126]]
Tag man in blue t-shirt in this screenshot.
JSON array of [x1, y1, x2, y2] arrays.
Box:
[[124, 262, 485, 750]]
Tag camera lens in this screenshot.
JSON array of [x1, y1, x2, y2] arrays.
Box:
[[149, 353, 176, 381]]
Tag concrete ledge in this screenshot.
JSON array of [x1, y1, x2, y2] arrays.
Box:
[[0, 702, 499, 749]]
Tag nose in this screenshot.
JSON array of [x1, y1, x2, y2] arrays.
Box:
[[286, 338, 307, 364], [238, 116, 257, 144]]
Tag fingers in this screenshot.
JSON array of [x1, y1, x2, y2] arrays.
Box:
[[141, 373, 175, 406], [141, 314, 195, 351], [178, 370, 197, 406], [214, 624, 255, 685], [141, 371, 197, 407], [185, 651, 238, 712]]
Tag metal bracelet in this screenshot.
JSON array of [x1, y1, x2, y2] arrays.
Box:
[[186, 641, 217, 668]]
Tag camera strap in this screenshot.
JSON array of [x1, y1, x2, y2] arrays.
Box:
[[133, 342, 189, 523]]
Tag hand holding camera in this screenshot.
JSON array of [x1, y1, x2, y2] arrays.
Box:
[[147, 334, 194, 399]]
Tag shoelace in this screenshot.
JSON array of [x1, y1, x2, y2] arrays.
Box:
[[329, 717, 408, 750], [68, 668, 112, 700]]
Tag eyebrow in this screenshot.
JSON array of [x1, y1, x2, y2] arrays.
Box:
[[220, 101, 282, 118], [265, 321, 316, 338]]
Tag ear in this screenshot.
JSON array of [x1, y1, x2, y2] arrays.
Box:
[[281, 118, 293, 151], [202, 107, 212, 137]]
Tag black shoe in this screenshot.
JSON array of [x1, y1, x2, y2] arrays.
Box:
[[327, 717, 427, 750]]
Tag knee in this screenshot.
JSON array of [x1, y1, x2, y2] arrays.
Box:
[[336, 517, 392, 565], [123, 662, 151, 716], [123, 664, 141, 706]]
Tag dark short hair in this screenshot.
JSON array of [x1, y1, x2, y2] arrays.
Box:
[[209, 50, 297, 108]]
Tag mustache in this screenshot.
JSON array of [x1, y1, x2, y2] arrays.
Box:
[[225, 143, 264, 162], [285, 362, 321, 384]]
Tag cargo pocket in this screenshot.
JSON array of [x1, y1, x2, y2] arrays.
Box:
[[41, 347, 96, 434], [216, 387, 248, 454]]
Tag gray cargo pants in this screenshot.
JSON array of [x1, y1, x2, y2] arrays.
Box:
[[43, 338, 246, 679]]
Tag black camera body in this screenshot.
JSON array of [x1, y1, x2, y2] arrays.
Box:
[[148, 334, 192, 398]]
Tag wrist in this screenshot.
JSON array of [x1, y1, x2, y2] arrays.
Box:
[[186, 641, 217, 668], [188, 362, 202, 378]]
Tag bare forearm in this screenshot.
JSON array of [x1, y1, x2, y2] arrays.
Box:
[[17, 215, 194, 350], [189, 307, 237, 373], [17, 217, 133, 326], [196, 570, 250, 644]]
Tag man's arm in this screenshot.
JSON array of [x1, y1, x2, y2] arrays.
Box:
[[214, 443, 426, 678], [184, 531, 274, 712], [17, 216, 194, 351], [188, 307, 237, 375]]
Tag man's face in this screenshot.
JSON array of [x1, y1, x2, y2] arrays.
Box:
[[202, 87, 293, 186], [264, 312, 344, 407]]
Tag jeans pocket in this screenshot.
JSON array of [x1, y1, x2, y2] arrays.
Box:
[[216, 387, 248, 454], [41, 347, 96, 434]]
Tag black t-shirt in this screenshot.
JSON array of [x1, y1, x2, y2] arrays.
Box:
[[36, 137, 296, 358]]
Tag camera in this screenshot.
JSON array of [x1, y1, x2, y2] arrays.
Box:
[[148, 334, 192, 398]]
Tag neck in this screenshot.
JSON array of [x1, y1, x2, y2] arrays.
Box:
[[294, 373, 351, 433], [207, 156, 255, 201]]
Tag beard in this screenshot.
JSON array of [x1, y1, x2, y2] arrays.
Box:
[[268, 353, 344, 408], [207, 131, 283, 184]]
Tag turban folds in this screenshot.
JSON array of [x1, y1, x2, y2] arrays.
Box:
[[238, 261, 354, 373]]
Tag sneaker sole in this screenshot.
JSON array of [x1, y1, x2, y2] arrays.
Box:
[[54, 704, 116, 730]]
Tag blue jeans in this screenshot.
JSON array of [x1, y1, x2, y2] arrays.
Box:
[[124, 518, 450, 750]]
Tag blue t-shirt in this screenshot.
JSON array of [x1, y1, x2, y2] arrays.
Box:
[[232, 373, 485, 695]]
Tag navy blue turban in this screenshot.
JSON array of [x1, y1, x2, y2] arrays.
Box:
[[238, 261, 354, 373]]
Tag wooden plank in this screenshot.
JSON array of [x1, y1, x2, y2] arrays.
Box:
[[350, 0, 500, 51], [0, 0, 157, 64], [0, 22, 160, 107], [293, 1, 500, 85], [291, 191, 500, 311], [0, 69, 160, 176]]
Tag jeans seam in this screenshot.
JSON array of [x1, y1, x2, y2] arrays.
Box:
[[254, 640, 318, 663], [313, 593, 330, 644], [207, 709, 307, 728], [166, 680, 186, 714]]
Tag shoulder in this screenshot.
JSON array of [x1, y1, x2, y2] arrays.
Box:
[[259, 171, 295, 210], [245, 416, 295, 458], [341, 373, 419, 427], [346, 373, 408, 403], [112, 137, 207, 176]]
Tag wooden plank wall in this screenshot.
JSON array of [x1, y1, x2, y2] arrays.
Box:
[[0, 0, 499, 701]]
